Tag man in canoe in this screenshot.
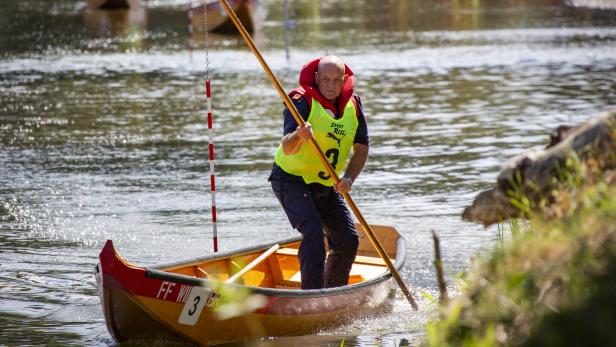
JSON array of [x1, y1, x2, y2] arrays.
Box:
[[269, 55, 369, 289]]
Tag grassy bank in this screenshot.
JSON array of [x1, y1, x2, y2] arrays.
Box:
[[426, 150, 616, 345]]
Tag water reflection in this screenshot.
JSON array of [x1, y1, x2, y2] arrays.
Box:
[[83, 5, 147, 40], [86, 0, 142, 10], [218, 332, 422, 347], [1, 0, 616, 346]]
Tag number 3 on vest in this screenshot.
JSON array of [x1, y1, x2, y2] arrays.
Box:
[[317, 148, 340, 180]]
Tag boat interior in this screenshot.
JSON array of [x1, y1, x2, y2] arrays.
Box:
[[158, 225, 400, 289]]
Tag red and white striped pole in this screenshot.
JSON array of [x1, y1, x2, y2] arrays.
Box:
[[206, 79, 218, 252]]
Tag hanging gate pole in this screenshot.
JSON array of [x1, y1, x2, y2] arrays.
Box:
[[219, 0, 418, 310], [206, 79, 218, 252], [201, 0, 218, 252]]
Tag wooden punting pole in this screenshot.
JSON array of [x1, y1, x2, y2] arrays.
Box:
[[219, 0, 418, 310]]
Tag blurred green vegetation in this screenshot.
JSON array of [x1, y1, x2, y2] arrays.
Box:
[[425, 125, 616, 346]]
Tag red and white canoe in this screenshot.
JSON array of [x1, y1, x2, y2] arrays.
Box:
[[95, 224, 406, 345]]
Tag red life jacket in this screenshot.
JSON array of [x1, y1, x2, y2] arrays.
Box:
[[288, 57, 358, 117]]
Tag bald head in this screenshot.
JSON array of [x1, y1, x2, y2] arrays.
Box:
[[315, 55, 346, 102], [317, 55, 345, 75]]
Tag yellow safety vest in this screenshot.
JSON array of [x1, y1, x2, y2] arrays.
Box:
[[274, 98, 358, 186]]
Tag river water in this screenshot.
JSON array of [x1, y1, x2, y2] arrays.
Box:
[[1, 0, 615, 346]]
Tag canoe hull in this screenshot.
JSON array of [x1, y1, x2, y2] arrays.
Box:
[[189, 0, 260, 34], [88, 0, 140, 10], [98, 283, 393, 344], [96, 225, 405, 345]]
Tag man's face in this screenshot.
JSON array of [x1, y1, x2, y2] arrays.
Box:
[[315, 64, 345, 102]]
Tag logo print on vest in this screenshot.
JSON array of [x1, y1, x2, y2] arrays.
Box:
[[327, 132, 343, 147]]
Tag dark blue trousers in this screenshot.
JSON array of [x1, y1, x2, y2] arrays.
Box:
[[269, 164, 359, 289]]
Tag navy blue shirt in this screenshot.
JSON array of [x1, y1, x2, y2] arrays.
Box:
[[282, 95, 369, 146]]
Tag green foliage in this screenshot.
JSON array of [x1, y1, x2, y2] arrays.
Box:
[[207, 280, 266, 320], [425, 150, 616, 346], [506, 170, 532, 216], [420, 291, 438, 305]]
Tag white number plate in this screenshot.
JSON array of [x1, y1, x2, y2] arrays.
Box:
[[178, 286, 212, 326]]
